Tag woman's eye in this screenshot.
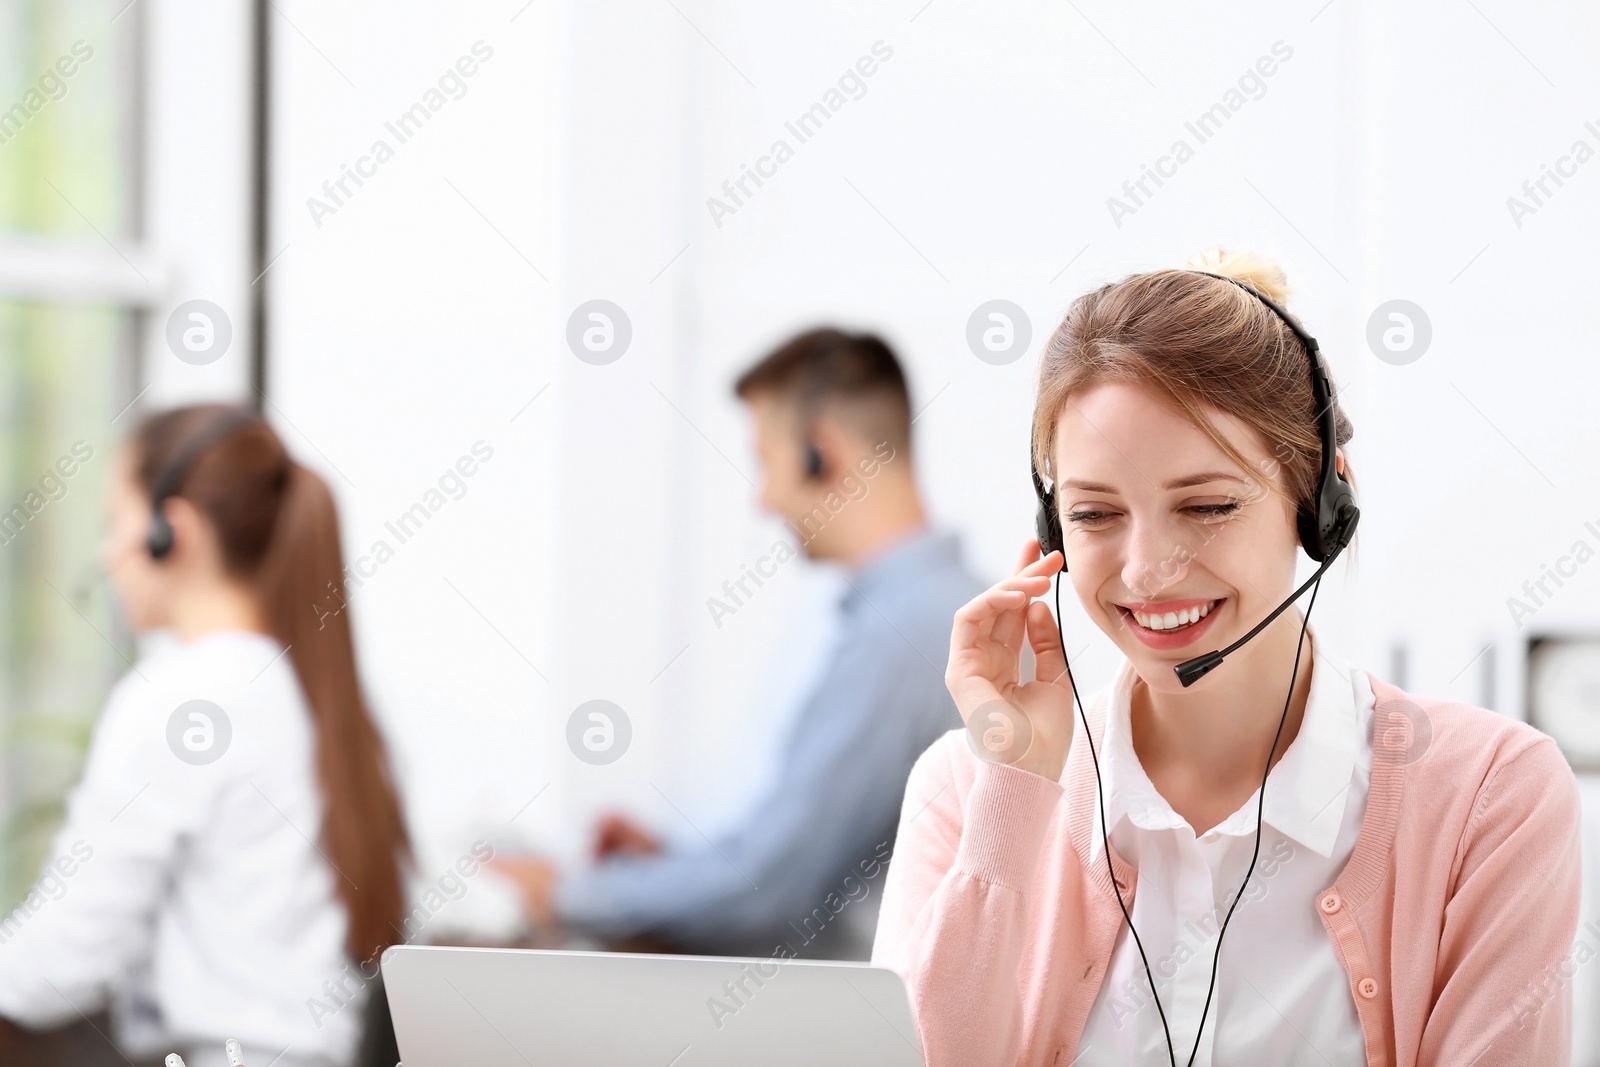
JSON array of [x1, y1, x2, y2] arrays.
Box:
[[1065, 502, 1240, 527], [1188, 502, 1241, 519]]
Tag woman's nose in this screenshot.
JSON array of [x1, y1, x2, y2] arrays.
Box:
[[1120, 516, 1192, 602]]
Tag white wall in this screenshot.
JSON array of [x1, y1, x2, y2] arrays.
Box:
[[143, 0, 256, 404], [266, 0, 1600, 1031]]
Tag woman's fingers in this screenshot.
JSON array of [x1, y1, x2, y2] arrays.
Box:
[[1028, 600, 1071, 688], [1013, 537, 1041, 574], [1020, 545, 1064, 579], [952, 544, 1064, 648], [955, 574, 1032, 627], [997, 573, 1053, 595], [953, 579, 1040, 643], [993, 544, 1063, 647], [949, 540, 1065, 691], [950, 589, 1018, 655], [989, 595, 1030, 651], [1016, 537, 1067, 577], [949, 542, 1077, 781]]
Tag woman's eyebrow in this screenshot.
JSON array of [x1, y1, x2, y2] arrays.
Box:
[[1061, 471, 1249, 493], [1163, 471, 1250, 490]]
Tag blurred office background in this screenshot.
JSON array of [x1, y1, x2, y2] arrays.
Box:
[[3, 0, 1600, 1059]]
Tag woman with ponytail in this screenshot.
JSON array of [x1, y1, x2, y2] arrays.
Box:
[[0, 404, 410, 1067]]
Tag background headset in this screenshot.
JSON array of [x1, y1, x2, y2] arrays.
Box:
[[146, 408, 260, 561], [803, 439, 824, 479], [1027, 271, 1360, 1066]]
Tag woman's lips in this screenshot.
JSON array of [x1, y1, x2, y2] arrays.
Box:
[[1117, 598, 1225, 650]]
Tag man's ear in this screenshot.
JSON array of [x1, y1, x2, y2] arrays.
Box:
[[808, 415, 860, 481]]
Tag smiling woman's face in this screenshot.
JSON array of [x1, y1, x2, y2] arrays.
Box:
[[1052, 381, 1302, 692]]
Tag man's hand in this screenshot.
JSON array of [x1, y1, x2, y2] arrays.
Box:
[[591, 813, 661, 860], [488, 854, 562, 930]]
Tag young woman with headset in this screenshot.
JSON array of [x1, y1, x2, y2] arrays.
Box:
[[871, 250, 1583, 1066], [0, 404, 410, 1067]]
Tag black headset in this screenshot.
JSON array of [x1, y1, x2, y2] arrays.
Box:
[[803, 439, 824, 479], [1034, 272, 1357, 568], [146, 408, 260, 561], [1026, 271, 1360, 1067]]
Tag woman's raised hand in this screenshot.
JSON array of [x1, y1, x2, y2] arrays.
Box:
[[945, 538, 1078, 781]]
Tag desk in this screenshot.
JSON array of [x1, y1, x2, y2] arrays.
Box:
[[0, 1013, 165, 1067]]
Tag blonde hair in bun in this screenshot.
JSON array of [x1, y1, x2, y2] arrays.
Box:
[[1184, 244, 1291, 304]]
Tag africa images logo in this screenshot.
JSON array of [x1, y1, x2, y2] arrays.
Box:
[[166, 700, 232, 765]]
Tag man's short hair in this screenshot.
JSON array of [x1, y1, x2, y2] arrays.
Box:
[[732, 328, 912, 454]]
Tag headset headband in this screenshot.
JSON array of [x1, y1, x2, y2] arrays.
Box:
[[146, 408, 260, 560], [150, 408, 259, 506], [1187, 271, 1348, 547], [1032, 269, 1358, 564]]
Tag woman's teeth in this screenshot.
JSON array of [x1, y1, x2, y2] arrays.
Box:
[[1131, 599, 1219, 631]]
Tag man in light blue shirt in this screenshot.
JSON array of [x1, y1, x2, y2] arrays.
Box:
[[494, 328, 985, 960]]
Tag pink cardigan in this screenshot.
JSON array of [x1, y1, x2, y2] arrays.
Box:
[[871, 672, 1584, 1066]]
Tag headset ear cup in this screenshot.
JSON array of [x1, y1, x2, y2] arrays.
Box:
[[1321, 483, 1360, 556], [804, 441, 823, 479], [1300, 480, 1361, 565], [148, 511, 174, 560], [1035, 491, 1066, 571], [1295, 504, 1325, 563]]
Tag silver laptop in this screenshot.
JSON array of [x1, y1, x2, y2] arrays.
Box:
[[382, 945, 924, 1067]]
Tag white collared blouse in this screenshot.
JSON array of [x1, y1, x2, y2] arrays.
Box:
[[1075, 633, 1376, 1066]]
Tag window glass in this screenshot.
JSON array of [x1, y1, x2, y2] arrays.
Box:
[[0, 0, 139, 907]]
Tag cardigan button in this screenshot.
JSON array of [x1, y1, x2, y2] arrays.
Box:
[[1358, 977, 1378, 999], [1318, 891, 1342, 914]]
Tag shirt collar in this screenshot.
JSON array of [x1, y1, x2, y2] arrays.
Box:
[[837, 526, 961, 612], [1089, 628, 1364, 862]]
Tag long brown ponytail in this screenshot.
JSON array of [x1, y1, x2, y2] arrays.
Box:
[[133, 403, 411, 963]]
